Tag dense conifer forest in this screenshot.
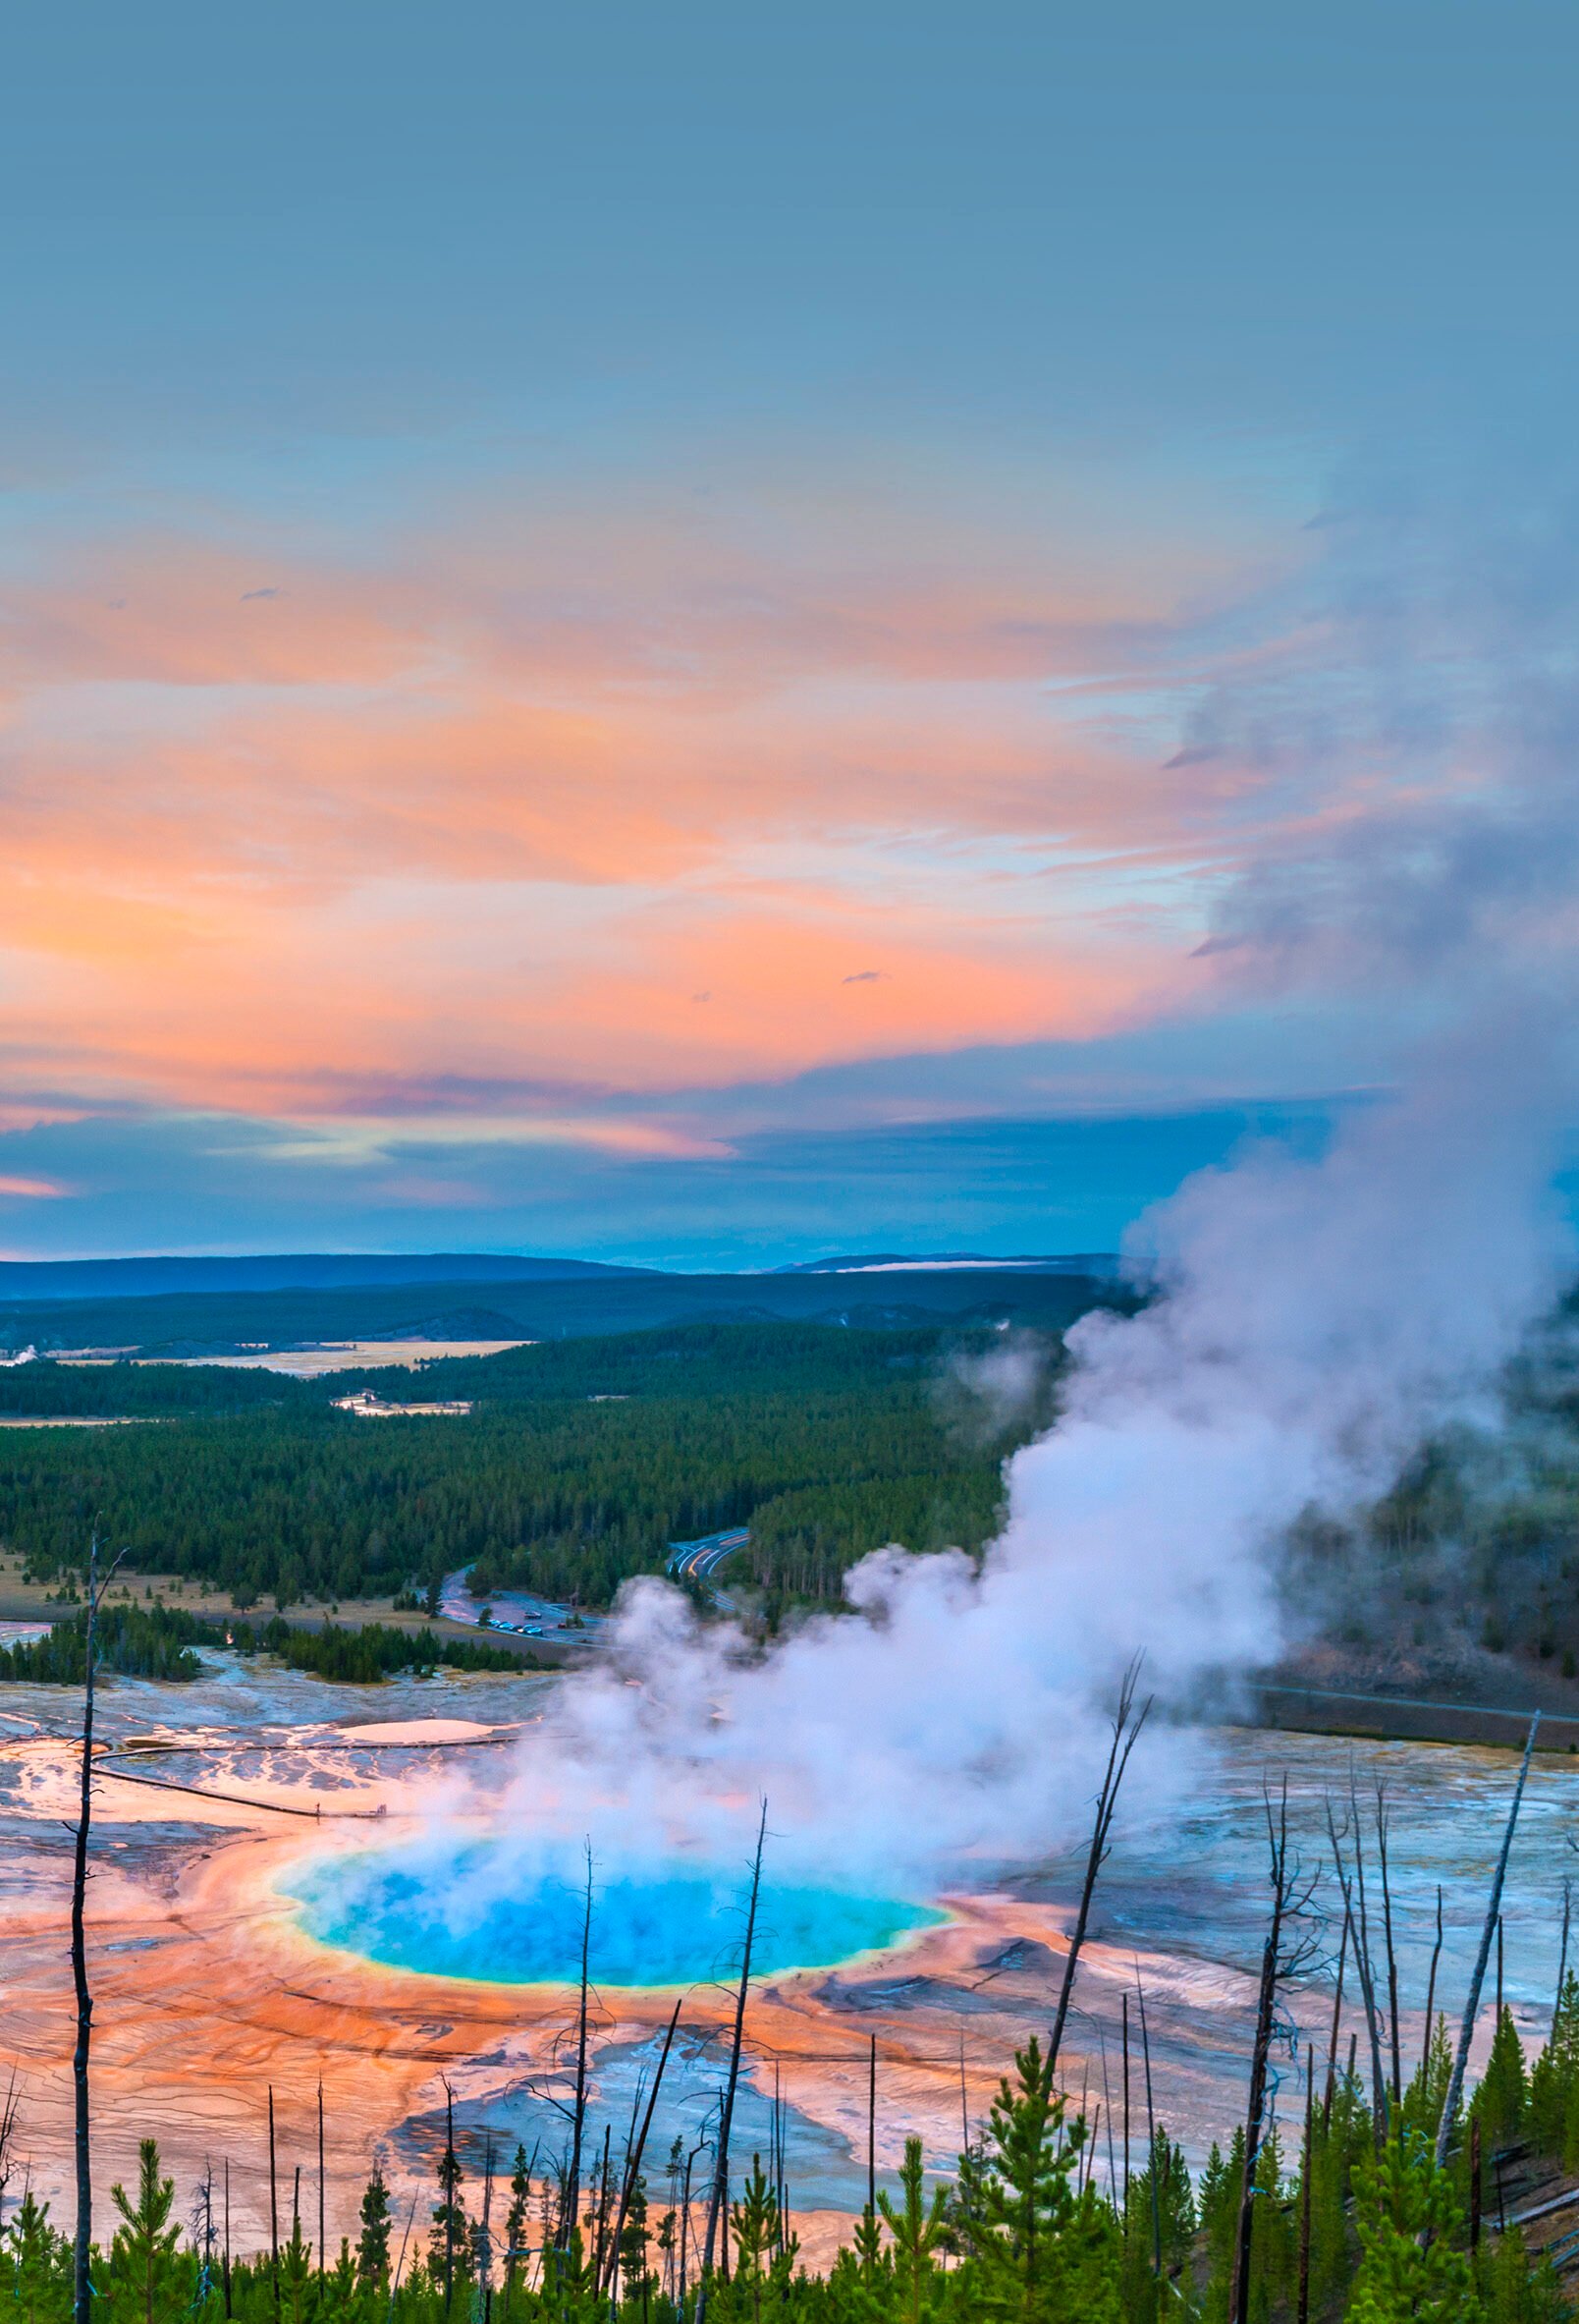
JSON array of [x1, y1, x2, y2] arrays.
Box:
[[5, 1303, 1579, 1668], [0, 1266, 1119, 1363], [0, 1324, 1049, 1613], [0, 1604, 534, 1685]]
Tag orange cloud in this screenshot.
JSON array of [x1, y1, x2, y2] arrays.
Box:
[[0, 542, 423, 690], [0, 473, 1307, 1129]]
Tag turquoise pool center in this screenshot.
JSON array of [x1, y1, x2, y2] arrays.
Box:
[[288, 1842, 944, 1988]]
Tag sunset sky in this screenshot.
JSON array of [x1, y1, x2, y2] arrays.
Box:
[[4, 3, 1578, 1264]]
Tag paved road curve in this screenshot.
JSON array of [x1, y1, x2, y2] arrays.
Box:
[[666, 1526, 749, 1585]]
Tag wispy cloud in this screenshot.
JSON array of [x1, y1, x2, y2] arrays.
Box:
[[0, 475, 1253, 1130], [249, 1114, 735, 1167], [13, 454, 1554, 1200]]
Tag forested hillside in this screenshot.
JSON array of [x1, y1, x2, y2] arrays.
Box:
[[0, 1323, 1055, 1612], [0, 1362, 319, 1417], [0, 1265, 1121, 1357]]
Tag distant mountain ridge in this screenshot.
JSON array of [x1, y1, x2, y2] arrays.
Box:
[[0, 1251, 654, 1303], [777, 1251, 1123, 1277], [0, 1249, 1127, 1306]]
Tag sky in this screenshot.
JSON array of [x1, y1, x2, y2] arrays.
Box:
[[3, 2, 1578, 1267]]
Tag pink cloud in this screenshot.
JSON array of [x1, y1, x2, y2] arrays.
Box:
[[0, 473, 1319, 1126]]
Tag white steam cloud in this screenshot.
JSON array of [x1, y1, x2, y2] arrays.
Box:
[[484, 1020, 1573, 1893], [465, 477, 1579, 1898]]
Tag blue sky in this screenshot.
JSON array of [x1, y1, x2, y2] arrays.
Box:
[[2, 3, 1576, 1264]]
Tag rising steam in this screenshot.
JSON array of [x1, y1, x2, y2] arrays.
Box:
[[468, 480, 1579, 1897], [477, 1024, 1572, 1892]]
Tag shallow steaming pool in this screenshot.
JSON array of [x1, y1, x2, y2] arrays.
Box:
[[287, 1840, 944, 1987]]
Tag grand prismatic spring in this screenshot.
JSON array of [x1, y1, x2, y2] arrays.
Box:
[[0, 1645, 1574, 2263], [287, 1843, 945, 1988]]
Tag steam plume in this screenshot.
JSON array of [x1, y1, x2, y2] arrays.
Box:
[[479, 480, 1579, 1893], [479, 1033, 1570, 1891]]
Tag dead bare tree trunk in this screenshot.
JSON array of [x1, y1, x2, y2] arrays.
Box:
[[590, 2128, 612, 2290], [602, 2000, 681, 2301], [479, 2132, 495, 2324], [1121, 1990, 1131, 2220], [564, 1843, 594, 2245], [678, 2144, 701, 2312], [1325, 1798, 1389, 2147], [1349, 1795, 1389, 2141], [1136, 1981, 1161, 2285], [1374, 1784, 1401, 2105], [1048, 1659, 1151, 2074], [268, 2086, 281, 2323], [866, 2034, 876, 2223], [1435, 1713, 1540, 2168], [443, 2082, 458, 2313], [1323, 1903, 1350, 2126], [1230, 1784, 1317, 2324], [695, 1798, 767, 2324], [1422, 1884, 1443, 2077], [391, 2188, 419, 2302], [1296, 2047, 1314, 2324], [71, 1535, 123, 2324], [0, 2067, 22, 2239], [1230, 1884, 1283, 2324], [1555, 1878, 1572, 2035]]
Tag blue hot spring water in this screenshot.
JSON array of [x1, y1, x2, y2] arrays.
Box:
[[287, 1841, 944, 1988]]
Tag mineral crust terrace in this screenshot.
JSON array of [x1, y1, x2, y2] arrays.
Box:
[[0, 1659, 1197, 2272]]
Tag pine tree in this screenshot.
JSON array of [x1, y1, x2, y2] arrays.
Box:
[[1347, 2130, 1482, 2324], [1307, 2077, 1364, 2316], [1116, 2123, 1194, 2324], [278, 2204, 313, 2324], [824, 2241, 890, 2324], [616, 2180, 653, 2308], [1528, 1973, 1579, 2159], [355, 2162, 391, 2285], [1246, 2122, 1295, 2323], [953, 2036, 1121, 2322], [655, 2204, 679, 2309], [319, 2241, 359, 2324], [1471, 2006, 1530, 2155], [1198, 2128, 1245, 2324], [732, 2158, 787, 2289], [850, 2201, 886, 2293], [7, 2190, 69, 2324], [105, 2140, 188, 2324], [876, 2137, 949, 2324], [1120, 2123, 1195, 2287], [1562, 2074, 1579, 2178], [501, 2145, 531, 2323], [1478, 2226, 1568, 2324], [428, 2110, 469, 2308], [1401, 2014, 1453, 2144]]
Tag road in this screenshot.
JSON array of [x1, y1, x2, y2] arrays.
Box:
[[665, 1526, 749, 1585], [438, 1567, 604, 1647], [0, 1589, 578, 1665]]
